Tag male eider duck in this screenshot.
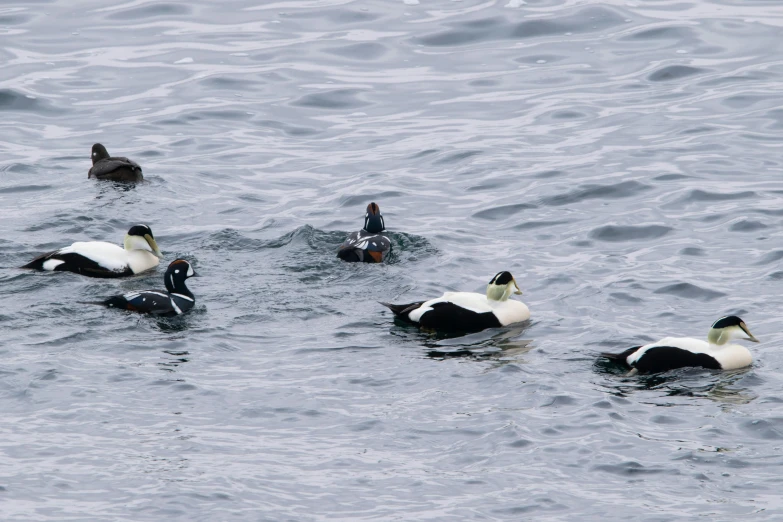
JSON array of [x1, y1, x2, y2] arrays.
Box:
[[337, 202, 391, 263], [86, 259, 198, 317], [381, 271, 530, 333], [22, 224, 162, 278], [600, 315, 759, 374], [88, 143, 143, 182]]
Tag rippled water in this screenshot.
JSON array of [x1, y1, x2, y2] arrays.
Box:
[[2, 0, 783, 519]]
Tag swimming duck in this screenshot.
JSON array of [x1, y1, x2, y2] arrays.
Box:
[[87, 259, 198, 317], [337, 202, 391, 263], [88, 143, 143, 182], [600, 315, 759, 374], [381, 271, 530, 332], [22, 224, 161, 278]]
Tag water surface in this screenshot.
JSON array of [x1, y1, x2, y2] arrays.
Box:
[[2, 0, 783, 519]]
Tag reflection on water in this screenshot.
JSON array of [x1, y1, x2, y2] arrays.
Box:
[[426, 338, 533, 362], [596, 360, 756, 406], [158, 350, 190, 373], [388, 321, 538, 361], [153, 311, 204, 333]]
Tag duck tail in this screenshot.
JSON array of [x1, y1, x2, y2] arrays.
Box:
[[337, 248, 361, 262], [379, 300, 426, 322], [78, 296, 127, 308], [20, 252, 50, 270], [599, 346, 641, 364], [380, 301, 411, 316]]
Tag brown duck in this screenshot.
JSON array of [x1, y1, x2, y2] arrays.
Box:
[[88, 143, 143, 182]]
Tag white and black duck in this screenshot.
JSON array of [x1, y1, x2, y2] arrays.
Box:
[[88, 143, 143, 182], [381, 271, 530, 333], [22, 224, 161, 278], [337, 202, 391, 263], [600, 315, 759, 374], [86, 259, 198, 317]]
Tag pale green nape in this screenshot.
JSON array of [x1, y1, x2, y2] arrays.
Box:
[[486, 281, 514, 302], [707, 325, 737, 345], [124, 233, 155, 253], [123, 233, 147, 251]]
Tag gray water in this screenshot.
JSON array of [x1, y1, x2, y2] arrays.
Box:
[[2, 0, 783, 519]]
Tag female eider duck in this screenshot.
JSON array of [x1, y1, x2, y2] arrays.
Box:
[[22, 224, 162, 278], [337, 202, 391, 263], [600, 316, 759, 374], [381, 271, 530, 333], [88, 143, 143, 182], [86, 259, 198, 317]]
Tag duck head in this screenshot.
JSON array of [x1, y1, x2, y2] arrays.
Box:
[[164, 259, 198, 294], [363, 202, 385, 234], [124, 224, 162, 257], [486, 271, 522, 302], [707, 315, 759, 345], [91, 143, 110, 165]]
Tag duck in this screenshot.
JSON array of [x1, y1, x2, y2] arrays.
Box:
[[86, 259, 198, 317], [22, 224, 161, 278], [381, 271, 530, 333], [88, 143, 143, 182], [337, 202, 391, 263], [600, 315, 759, 374]]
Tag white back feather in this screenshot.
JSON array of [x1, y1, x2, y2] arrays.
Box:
[[628, 336, 752, 370], [56, 241, 159, 273], [408, 291, 530, 326], [59, 241, 128, 271]]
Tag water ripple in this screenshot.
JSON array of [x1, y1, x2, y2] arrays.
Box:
[[2, 0, 783, 519]]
